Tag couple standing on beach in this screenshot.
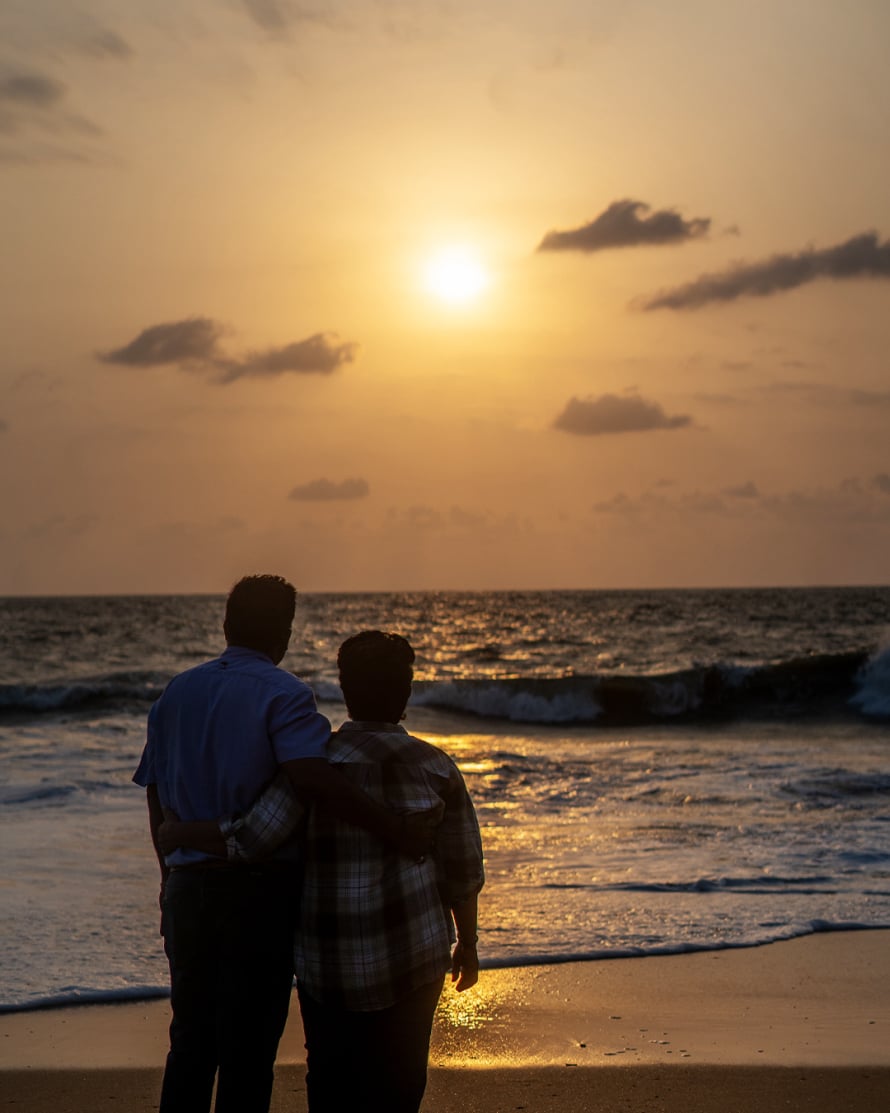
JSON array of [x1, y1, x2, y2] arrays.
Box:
[[133, 574, 485, 1113]]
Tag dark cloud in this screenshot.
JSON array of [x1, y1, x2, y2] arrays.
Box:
[[83, 30, 133, 60], [0, 419, 8, 433], [762, 381, 890, 409], [384, 505, 440, 530], [0, 68, 104, 163], [643, 232, 890, 310], [223, 333, 357, 382], [98, 319, 357, 383], [98, 318, 225, 367], [593, 478, 890, 525], [873, 474, 890, 496], [0, 144, 96, 166], [848, 388, 890, 408], [241, 0, 334, 34], [288, 478, 370, 501], [26, 514, 98, 540], [537, 199, 710, 254], [723, 481, 760, 499], [554, 393, 692, 436], [243, 0, 291, 32], [0, 73, 65, 109]]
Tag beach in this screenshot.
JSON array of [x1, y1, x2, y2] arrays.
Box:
[[4, 931, 888, 1111]]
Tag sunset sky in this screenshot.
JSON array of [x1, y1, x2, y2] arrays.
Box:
[[2, 0, 890, 594]]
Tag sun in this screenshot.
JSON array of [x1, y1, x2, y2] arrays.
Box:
[[422, 246, 490, 305]]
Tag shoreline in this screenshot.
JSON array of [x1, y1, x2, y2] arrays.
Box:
[[6, 922, 888, 1019], [3, 931, 888, 1111]]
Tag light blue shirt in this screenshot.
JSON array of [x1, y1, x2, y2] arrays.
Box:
[[133, 645, 330, 865]]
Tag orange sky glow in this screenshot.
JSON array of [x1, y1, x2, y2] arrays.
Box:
[[2, 1, 890, 593]]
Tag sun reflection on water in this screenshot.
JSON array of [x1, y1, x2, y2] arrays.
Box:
[[431, 970, 533, 1066], [436, 980, 496, 1032]]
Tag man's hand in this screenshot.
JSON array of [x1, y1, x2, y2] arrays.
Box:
[[451, 939, 479, 992], [157, 807, 183, 857], [158, 808, 227, 858]]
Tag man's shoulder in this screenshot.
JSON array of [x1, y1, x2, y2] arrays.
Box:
[[330, 725, 457, 771], [159, 657, 221, 695], [166, 653, 311, 694], [400, 730, 453, 763]]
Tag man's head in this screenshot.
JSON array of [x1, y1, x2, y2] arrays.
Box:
[[337, 630, 415, 723], [223, 574, 297, 663]]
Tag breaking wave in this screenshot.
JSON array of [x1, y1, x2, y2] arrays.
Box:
[[2, 649, 887, 727], [410, 648, 884, 725]]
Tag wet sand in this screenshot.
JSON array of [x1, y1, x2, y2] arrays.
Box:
[[3, 931, 888, 1111]]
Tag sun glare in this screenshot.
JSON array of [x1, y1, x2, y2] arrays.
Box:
[[423, 246, 490, 305]]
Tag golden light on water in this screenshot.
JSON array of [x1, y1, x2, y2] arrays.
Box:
[[431, 977, 519, 1066], [455, 760, 498, 775], [436, 980, 494, 1033]]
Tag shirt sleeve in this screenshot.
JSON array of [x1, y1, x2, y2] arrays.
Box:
[[220, 770, 306, 861], [435, 762, 485, 905], [132, 701, 160, 787], [268, 682, 331, 763]]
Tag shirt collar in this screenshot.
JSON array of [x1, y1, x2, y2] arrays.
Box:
[[220, 645, 275, 664], [339, 720, 408, 734]]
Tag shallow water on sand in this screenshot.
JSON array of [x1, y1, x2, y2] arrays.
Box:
[[2, 702, 888, 1011]]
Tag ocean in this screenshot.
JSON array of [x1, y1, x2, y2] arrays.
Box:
[[1, 587, 889, 1013]]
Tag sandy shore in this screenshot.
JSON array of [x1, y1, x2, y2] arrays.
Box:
[[3, 931, 888, 1111]]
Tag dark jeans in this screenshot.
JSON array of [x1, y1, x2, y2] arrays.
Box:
[[297, 976, 445, 1113], [160, 864, 300, 1113]]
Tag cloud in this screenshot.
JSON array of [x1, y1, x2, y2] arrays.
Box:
[[98, 318, 225, 367], [0, 67, 105, 163], [723, 481, 760, 499], [872, 474, 890, 496], [242, 0, 291, 32], [386, 505, 442, 529], [553, 393, 692, 436], [382, 504, 525, 540], [83, 30, 133, 60], [761, 381, 890, 409], [223, 333, 357, 382], [593, 478, 890, 525], [0, 73, 65, 110], [288, 478, 370, 501], [537, 199, 710, 254], [26, 514, 98, 541], [98, 319, 357, 383], [241, 0, 335, 34], [0, 419, 8, 433], [643, 232, 890, 310], [848, 389, 890, 408]]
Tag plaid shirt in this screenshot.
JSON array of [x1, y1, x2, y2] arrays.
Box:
[[220, 721, 484, 1011]]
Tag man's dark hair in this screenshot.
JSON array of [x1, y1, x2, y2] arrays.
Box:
[[337, 630, 415, 722], [223, 574, 296, 654]]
